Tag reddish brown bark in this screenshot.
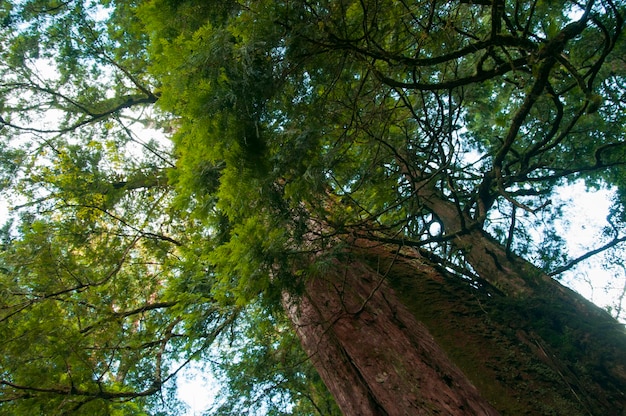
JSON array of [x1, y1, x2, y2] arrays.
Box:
[[283, 256, 499, 415], [283, 232, 626, 415]]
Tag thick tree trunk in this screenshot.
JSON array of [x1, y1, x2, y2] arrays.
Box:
[[284, 238, 626, 415], [283, 255, 499, 415]]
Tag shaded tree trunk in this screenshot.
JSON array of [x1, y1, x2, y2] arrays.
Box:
[[283, 253, 499, 415], [284, 237, 626, 415]]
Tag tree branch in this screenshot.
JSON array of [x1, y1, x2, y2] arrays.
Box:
[[0, 94, 158, 134], [373, 57, 528, 91], [549, 236, 626, 276], [79, 301, 178, 334]]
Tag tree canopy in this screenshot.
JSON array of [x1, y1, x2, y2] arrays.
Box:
[[1, 0, 626, 414]]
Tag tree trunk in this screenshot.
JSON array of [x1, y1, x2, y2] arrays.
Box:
[[284, 238, 626, 415], [283, 254, 499, 415]]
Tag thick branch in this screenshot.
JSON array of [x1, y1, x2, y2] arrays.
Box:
[[327, 33, 535, 67], [374, 57, 527, 91], [0, 378, 160, 400]]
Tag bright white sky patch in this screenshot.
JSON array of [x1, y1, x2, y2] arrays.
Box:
[[557, 181, 613, 257], [551, 181, 624, 318], [176, 362, 220, 415]]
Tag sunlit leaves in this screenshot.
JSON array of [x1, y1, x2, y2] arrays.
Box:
[[0, 1, 209, 413]]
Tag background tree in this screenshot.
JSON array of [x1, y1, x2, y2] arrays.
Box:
[[2, 0, 626, 415]]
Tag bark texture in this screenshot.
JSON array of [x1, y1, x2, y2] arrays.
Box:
[[283, 255, 499, 415], [285, 238, 626, 415]]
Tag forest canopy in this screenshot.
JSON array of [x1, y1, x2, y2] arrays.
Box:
[[1, 0, 626, 414]]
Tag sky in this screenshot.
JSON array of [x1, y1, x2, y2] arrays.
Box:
[[553, 182, 624, 317], [176, 363, 219, 415]]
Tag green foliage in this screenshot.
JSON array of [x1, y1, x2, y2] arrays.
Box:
[[209, 303, 341, 416], [1, 0, 626, 413], [143, 0, 626, 279]]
